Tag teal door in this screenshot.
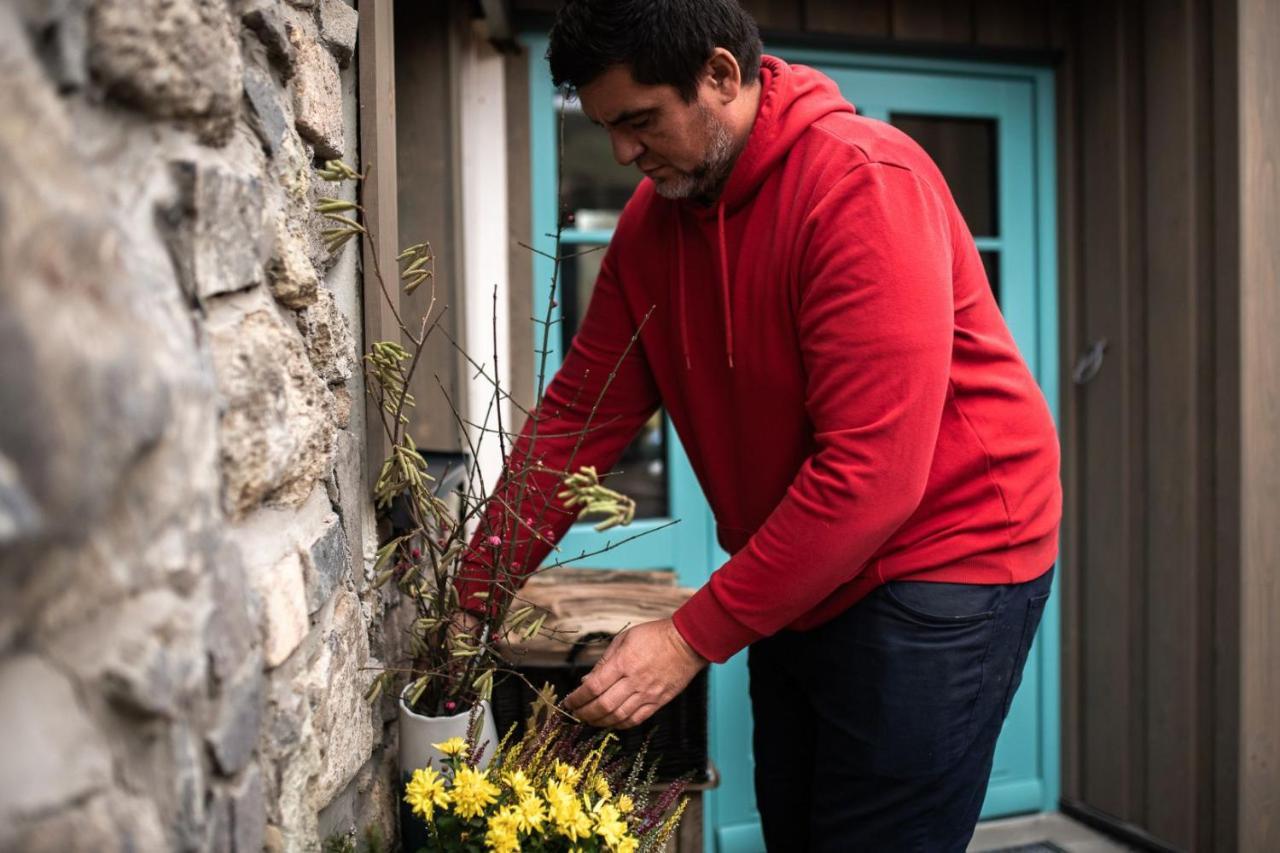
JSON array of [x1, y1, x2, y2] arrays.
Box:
[[525, 38, 1059, 851]]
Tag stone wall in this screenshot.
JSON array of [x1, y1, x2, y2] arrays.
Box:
[[0, 1, 399, 850]]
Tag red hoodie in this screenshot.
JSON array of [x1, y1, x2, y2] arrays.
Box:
[[457, 56, 1061, 664]]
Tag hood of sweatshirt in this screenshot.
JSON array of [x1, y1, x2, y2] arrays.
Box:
[[673, 55, 856, 370]]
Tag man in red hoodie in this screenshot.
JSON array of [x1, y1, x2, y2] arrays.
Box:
[[458, 0, 1061, 848]]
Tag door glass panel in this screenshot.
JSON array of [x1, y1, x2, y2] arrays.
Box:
[[979, 250, 1001, 304], [559, 245, 670, 519], [559, 95, 639, 230], [890, 113, 998, 237]]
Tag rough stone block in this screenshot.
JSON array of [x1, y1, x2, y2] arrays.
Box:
[[207, 656, 265, 774], [263, 824, 285, 853], [244, 64, 290, 157], [290, 31, 344, 159], [209, 307, 337, 516], [266, 220, 320, 309], [206, 542, 256, 684], [206, 790, 233, 853], [254, 550, 309, 668], [331, 385, 352, 430], [0, 29, 175, 554], [88, 0, 242, 142], [297, 287, 355, 385], [0, 450, 42, 545], [317, 0, 357, 67], [231, 764, 267, 853], [242, 2, 296, 78], [10, 791, 167, 853], [0, 655, 112, 825], [24, 0, 90, 92], [306, 590, 376, 803], [303, 513, 349, 614], [42, 589, 208, 719], [173, 724, 208, 850], [160, 161, 265, 303], [276, 713, 323, 846]]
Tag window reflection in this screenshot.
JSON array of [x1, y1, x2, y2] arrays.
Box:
[[979, 250, 1001, 304], [890, 113, 999, 238], [558, 95, 641, 230], [560, 243, 670, 519]]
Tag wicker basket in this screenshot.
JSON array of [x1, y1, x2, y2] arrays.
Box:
[[493, 569, 710, 782]]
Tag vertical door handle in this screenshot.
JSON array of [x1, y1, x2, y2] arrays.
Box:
[[1072, 338, 1108, 385]]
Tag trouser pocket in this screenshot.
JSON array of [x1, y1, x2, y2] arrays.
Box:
[[1000, 569, 1054, 718], [805, 581, 1007, 779]]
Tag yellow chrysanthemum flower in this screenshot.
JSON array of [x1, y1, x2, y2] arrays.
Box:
[[484, 806, 522, 853], [404, 766, 451, 821], [616, 794, 634, 814], [594, 776, 612, 798], [503, 769, 535, 800], [544, 780, 593, 841], [432, 736, 468, 757], [450, 765, 501, 819], [593, 802, 629, 847], [552, 760, 581, 788], [514, 794, 546, 833], [614, 836, 639, 853]]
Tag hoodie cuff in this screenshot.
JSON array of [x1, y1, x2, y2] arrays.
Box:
[[672, 583, 763, 664]]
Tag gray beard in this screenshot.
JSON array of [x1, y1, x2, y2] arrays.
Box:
[[652, 106, 738, 201]]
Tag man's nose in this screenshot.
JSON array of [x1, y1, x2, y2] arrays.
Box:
[[609, 131, 644, 166]]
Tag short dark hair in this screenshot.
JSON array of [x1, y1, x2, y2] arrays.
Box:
[[547, 0, 762, 102]]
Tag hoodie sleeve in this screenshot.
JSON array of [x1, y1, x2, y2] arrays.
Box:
[[673, 162, 956, 662], [454, 244, 661, 614]]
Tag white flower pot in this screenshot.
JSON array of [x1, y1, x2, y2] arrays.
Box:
[[397, 687, 499, 776]]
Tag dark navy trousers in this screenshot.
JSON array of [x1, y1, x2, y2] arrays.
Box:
[[748, 567, 1054, 852]]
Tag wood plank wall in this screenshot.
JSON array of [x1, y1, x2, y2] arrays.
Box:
[[514, 0, 1058, 51], [1233, 1, 1280, 849], [1058, 2, 1230, 849], [392, 1, 466, 451]]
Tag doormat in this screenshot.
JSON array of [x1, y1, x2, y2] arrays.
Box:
[[980, 844, 1069, 853]]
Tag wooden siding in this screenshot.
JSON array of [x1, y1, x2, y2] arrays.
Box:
[[1055, 1, 1272, 850], [513, 0, 1057, 53], [504, 51, 536, 415], [392, 0, 466, 451], [357, 0, 401, 487], [1234, 0, 1280, 849]]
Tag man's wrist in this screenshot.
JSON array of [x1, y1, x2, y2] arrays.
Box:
[[666, 617, 709, 668]]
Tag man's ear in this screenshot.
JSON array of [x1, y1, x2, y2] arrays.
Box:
[[705, 47, 742, 102]]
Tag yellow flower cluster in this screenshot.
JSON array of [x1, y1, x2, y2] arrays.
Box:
[[403, 719, 685, 853]]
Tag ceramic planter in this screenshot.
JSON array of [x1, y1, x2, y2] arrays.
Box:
[[398, 687, 498, 850]]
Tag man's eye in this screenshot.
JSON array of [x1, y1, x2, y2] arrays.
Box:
[[630, 119, 650, 130]]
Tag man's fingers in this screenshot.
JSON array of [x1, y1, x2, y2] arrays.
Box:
[[594, 690, 647, 729], [574, 650, 625, 702], [564, 654, 623, 711], [568, 677, 633, 726], [616, 702, 660, 730]]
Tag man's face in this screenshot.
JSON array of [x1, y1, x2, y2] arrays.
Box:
[[578, 64, 735, 200]]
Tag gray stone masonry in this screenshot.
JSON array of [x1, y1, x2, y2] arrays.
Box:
[[0, 1, 396, 850]]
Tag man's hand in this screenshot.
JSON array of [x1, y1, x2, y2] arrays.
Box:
[[563, 618, 708, 729]]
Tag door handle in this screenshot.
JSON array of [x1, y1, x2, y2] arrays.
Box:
[[1072, 338, 1108, 386]]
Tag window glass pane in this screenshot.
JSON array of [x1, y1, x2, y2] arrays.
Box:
[[559, 95, 640, 230], [559, 245, 670, 519], [979, 250, 1001, 304], [889, 113, 998, 237]]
